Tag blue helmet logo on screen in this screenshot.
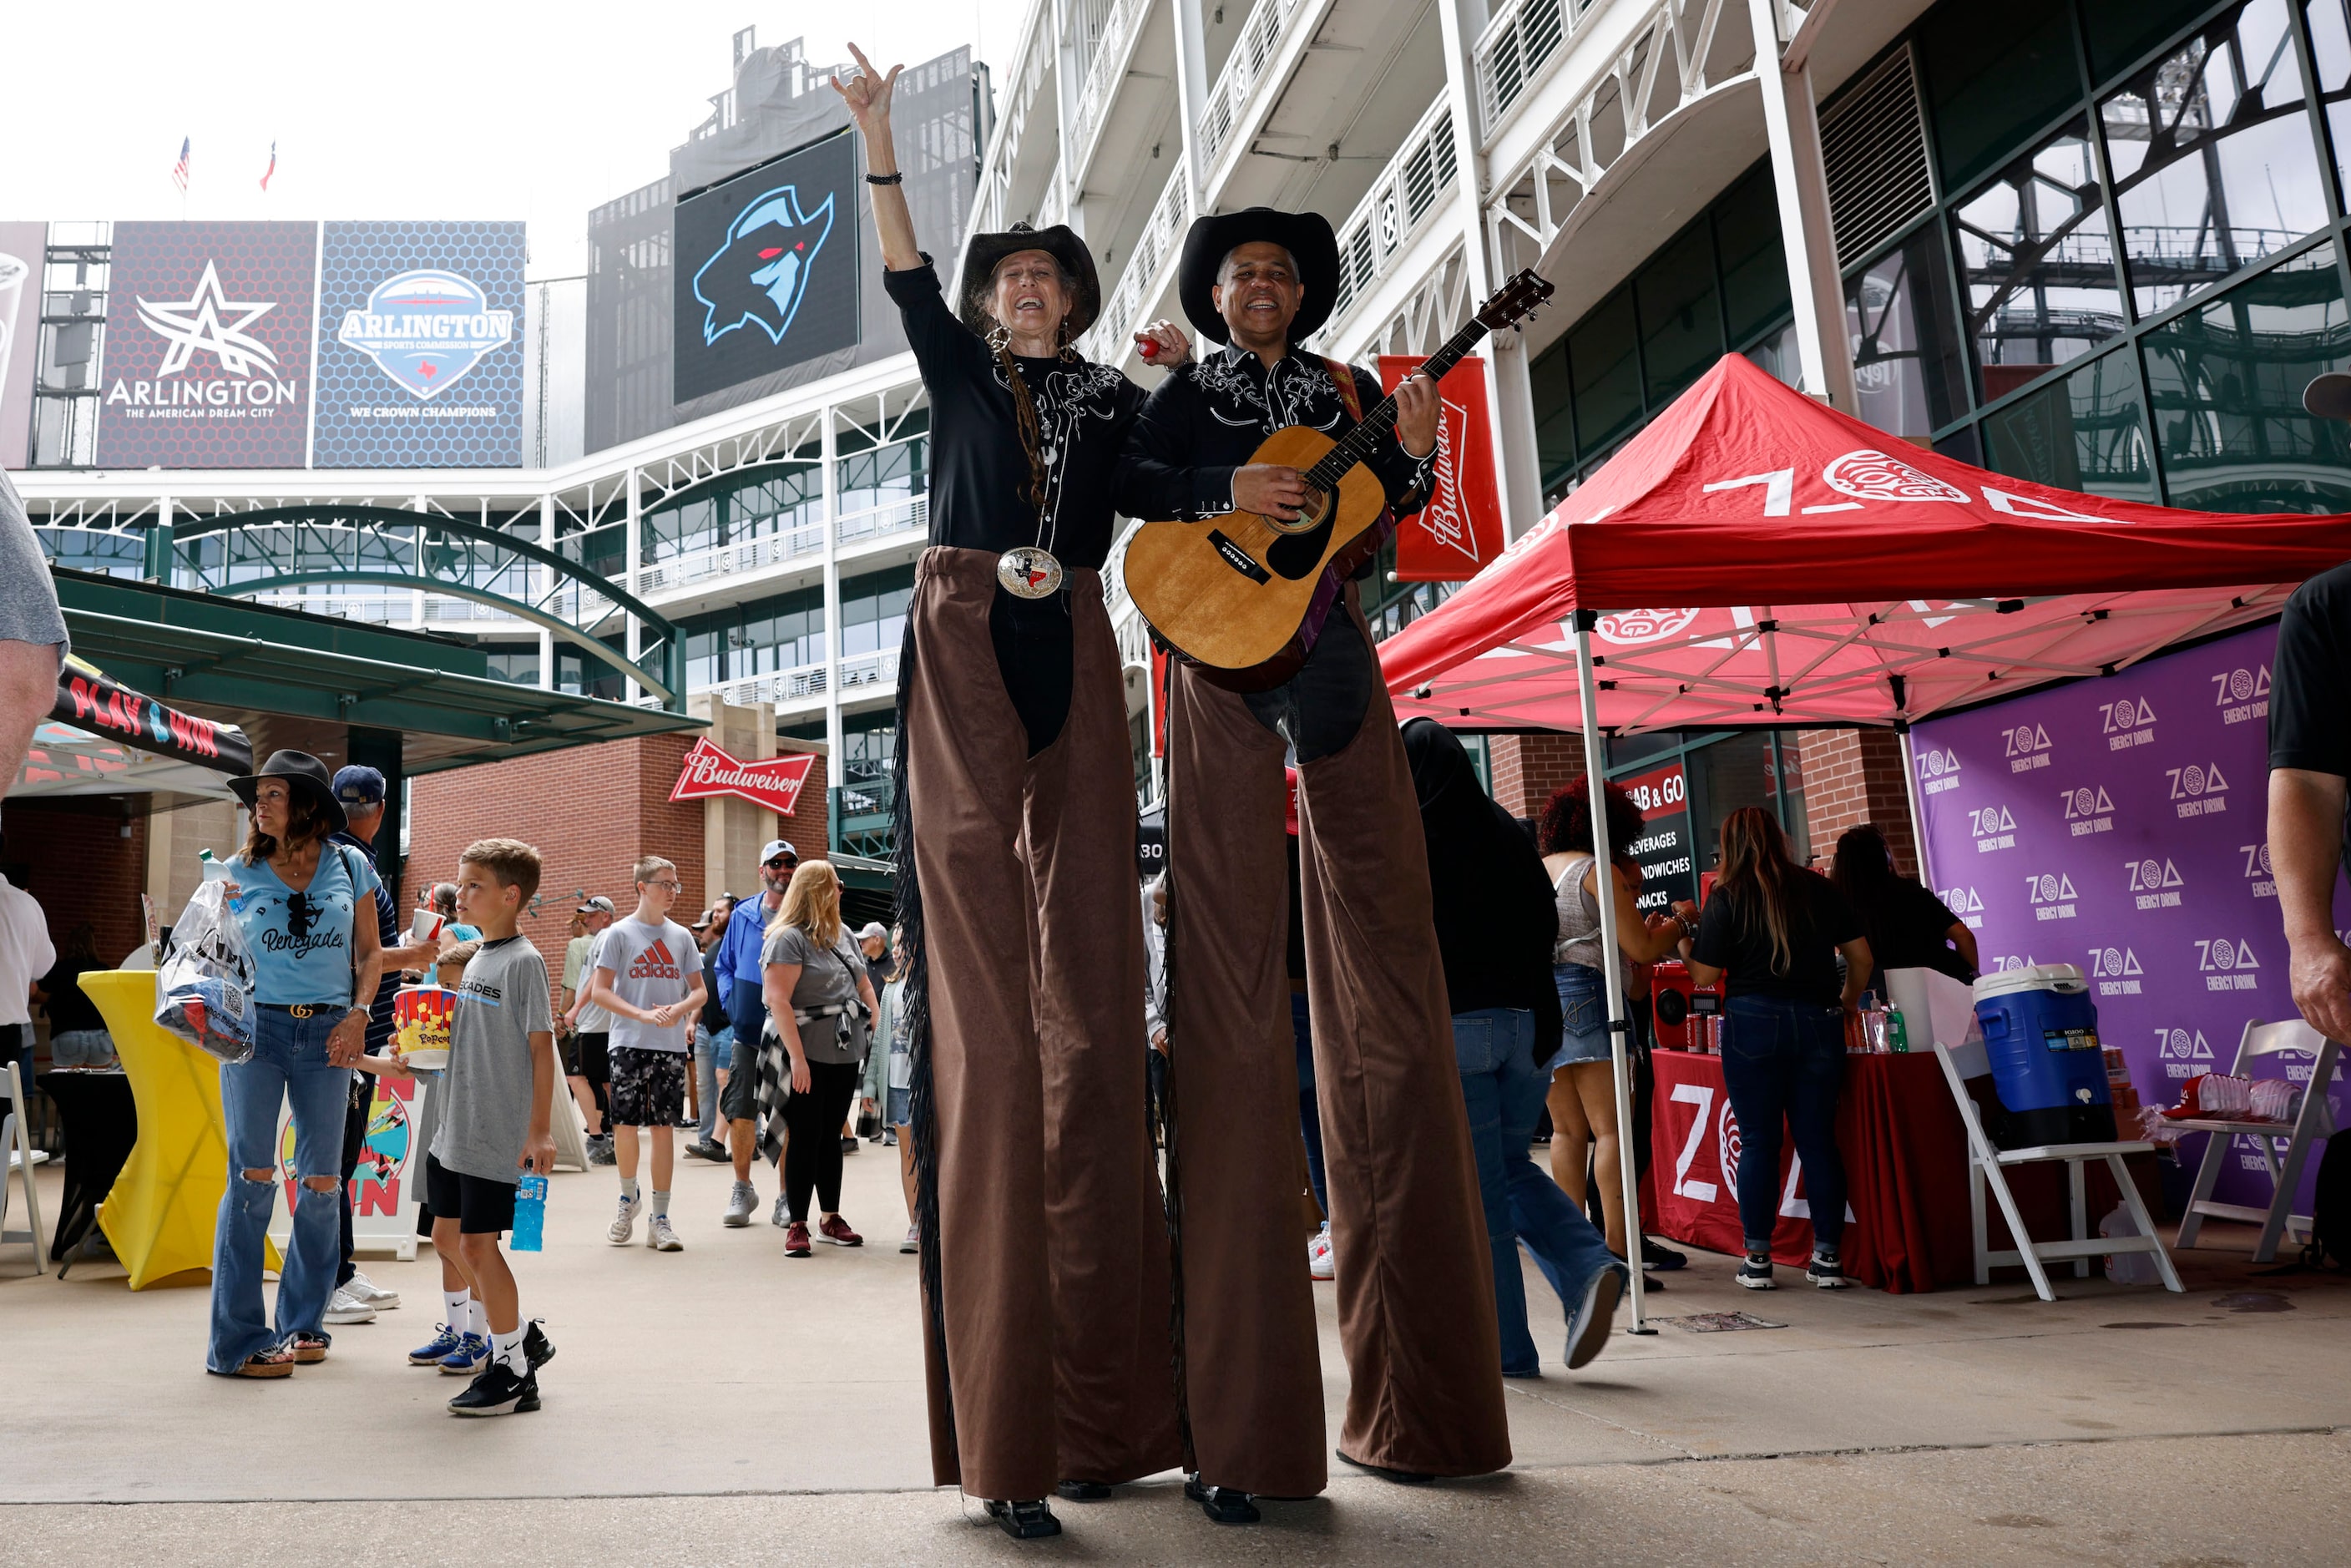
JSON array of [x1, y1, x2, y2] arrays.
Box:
[[693, 185, 835, 347], [336, 269, 515, 400]]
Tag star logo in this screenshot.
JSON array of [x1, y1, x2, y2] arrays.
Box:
[[135, 260, 280, 377]]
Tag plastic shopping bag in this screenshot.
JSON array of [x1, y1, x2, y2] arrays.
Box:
[[154, 872, 257, 1064]]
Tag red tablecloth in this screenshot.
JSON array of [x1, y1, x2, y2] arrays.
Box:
[[1648, 1048, 1976, 1292]]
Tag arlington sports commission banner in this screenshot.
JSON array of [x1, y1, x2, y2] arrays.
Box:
[[1914, 622, 2347, 1213], [97, 220, 525, 468]]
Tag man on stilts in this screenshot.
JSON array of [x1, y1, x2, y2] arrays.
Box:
[[833, 48, 1181, 1540], [1122, 208, 1514, 1521]]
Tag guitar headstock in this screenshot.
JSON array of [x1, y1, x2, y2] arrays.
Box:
[[1476, 270, 1555, 332]]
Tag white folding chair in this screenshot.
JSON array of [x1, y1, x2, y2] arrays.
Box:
[[1, 1061, 48, 1274], [1932, 1037, 2182, 1301], [2172, 1019, 2340, 1263]]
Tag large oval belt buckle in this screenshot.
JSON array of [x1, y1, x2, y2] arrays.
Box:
[[997, 546, 1064, 599]]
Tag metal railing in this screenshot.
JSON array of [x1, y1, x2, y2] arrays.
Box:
[[1068, 0, 1154, 177], [715, 660, 832, 707], [632, 522, 827, 595], [837, 648, 901, 692], [837, 493, 928, 548], [1475, 0, 1579, 134], [1330, 95, 1460, 322], [1077, 164, 1192, 363], [1197, 0, 1310, 169]]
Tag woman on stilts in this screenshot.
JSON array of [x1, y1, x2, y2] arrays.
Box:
[[833, 46, 1181, 1540]]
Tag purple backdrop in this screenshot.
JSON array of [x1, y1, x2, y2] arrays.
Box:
[[1914, 621, 2345, 1214]]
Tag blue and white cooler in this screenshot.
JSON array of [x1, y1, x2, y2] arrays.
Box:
[[1970, 964, 2116, 1149]]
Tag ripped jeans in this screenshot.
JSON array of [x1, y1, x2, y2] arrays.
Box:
[[207, 1006, 353, 1373]]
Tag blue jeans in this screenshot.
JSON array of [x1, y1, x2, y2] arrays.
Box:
[[692, 1023, 732, 1141], [1454, 1006, 1622, 1376], [208, 1007, 353, 1373], [1291, 990, 1327, 1217], [1719, 994, 1848, 1255]]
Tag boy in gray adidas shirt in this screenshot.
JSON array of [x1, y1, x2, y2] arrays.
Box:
[[585, 855, 704, 1252]]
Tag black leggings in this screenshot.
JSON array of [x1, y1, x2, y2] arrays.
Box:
[[782, 1058, 862, 1221]]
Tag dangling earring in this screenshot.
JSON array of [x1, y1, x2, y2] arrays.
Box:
[[986, 321, 1011, 353], [1057, 317, 1079, 362]]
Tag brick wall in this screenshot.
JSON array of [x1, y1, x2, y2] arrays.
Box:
[[1486, 732, 1588, 821], [0, 799, 150, 967], [410, 732, 735, 998], [1796, 729, 1919, 878]]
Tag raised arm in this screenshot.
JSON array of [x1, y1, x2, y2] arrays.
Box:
[[832, 43, 920, 272]]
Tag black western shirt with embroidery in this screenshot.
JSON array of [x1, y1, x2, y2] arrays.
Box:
[[1119, 343, 1436, 534], [882, 262, 1145, 571]]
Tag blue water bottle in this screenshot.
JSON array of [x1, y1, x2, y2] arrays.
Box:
[[510, 1174, 549, 1252]]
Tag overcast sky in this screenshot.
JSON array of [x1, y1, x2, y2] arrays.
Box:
[[0, 1, 1029, 276]]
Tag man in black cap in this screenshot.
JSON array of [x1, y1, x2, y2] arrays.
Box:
[[836, 44, 1181, 1539], [1119, 209, 1511, 1513]]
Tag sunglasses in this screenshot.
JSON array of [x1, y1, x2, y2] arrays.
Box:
[[765, 857, 796, 870], [286, 890, 318, 940]]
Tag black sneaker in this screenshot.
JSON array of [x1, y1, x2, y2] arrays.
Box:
[[685, 1138, 729, 1162], [982, 1500, 1060, 1540], [1806, 1252, 1852, 1290], [1641, 1237, 1688, 1272], [1736, 1253, 1776, 1290], [523, 1319, 556, 1370], [448, 1360, 540, 1417], [586, 1138, 617, 1167], [1185, 1477, 1260, 1525]]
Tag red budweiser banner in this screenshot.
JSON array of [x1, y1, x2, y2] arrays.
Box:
[[1378, 354, 1504, 582], [669, 738, 817, 816]]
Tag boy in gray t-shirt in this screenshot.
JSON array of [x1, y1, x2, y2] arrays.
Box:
[[585, 856, 705, 1252], [428, 838, 559, 1419]]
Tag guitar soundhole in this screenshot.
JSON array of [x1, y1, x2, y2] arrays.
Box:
[[1264, 491, 1337, 581], [1263, 489, 1328, 536]]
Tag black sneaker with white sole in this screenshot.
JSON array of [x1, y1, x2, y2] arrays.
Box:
[[448, 1360, 540, 1417], [1805, 1252, 1852, 1289], [1736, 1253, 1776, 1290], [523, 1319, 556, 1370]]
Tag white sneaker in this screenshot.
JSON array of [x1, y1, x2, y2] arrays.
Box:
[[1308, 1223, 1334, 1282], [608, 1192, 643, 1245], [901, 1224, 920, 1255], [647, 1214, 683, 1252], [344, 1270, 401, 1308], [324, 1286, 378, 1325]]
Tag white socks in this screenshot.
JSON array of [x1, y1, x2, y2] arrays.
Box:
[[468, 1297, 488, 1339], [651, 1189, 670, 1219], [492, 1325, 527, 1375], [443, 1288, 469, 1328], [620, 1176, 640, 1203]]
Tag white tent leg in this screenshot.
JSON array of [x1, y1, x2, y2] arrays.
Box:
[[1574, 619, 1652, 1334], [1898, 727, 1931, 885]]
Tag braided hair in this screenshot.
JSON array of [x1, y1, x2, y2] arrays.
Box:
[[984, 252, 1081, 518]]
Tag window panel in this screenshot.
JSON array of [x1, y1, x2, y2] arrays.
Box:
[[2310, 0, 2351, 206], [1920, 0, 2086, 192], [1847, 229, 1970, 438], [1980, 346, 2159, 501], [2101, 0, 2331, 316], [2081, 0, 2229, 80], [1715, 165, 1792, 343], [1568, 293, 1643, 454], [836, 435, 929, 515], [1742, 321, 1803, 387], [1954, 120, 2131, 402], [1528, 336, 1577, 493], [2141, 241, 2351, 511], [1636, 224, 1723, 404]]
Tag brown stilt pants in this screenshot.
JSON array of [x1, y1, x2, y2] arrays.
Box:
[[1165, 596, 1510, 1493], [903, 546, 1181, 1500]]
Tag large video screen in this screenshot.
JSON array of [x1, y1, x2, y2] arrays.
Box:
[[314, 220, 526, 468], [672, 131, 860, 403], [96, 221, 318, 469]]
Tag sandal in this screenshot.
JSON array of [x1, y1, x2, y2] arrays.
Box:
[[230, 1343, 296, 1378]]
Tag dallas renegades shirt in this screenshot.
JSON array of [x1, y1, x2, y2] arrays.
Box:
[[590, 916, 699, 1055], [1119, 341, 1434, 529]]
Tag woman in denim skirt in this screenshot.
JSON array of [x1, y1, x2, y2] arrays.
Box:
[[210, 751, 385, 1378], [1538, 778, 1692, 1262], [1683, 807, 1872, 1291]]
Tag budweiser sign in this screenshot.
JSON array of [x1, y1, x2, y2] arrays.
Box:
[[669, 738, 817, 816]]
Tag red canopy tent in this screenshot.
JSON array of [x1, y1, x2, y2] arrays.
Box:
[[1378, 352, 2351, 1327], [1383, 352, 2351, 734]]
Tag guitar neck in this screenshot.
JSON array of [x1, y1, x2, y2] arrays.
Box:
[[1304, 317, 1492, 489]]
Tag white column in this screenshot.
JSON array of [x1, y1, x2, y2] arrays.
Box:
[[1747, 0, 1858, 412], [537, 493, 556, 691], [1050, 0, 1079, 233], [1438, 0, 1544, 538], [821, 407, 844, 798], [1171, 0, 1210, 211], [624, 464, 644, 665]]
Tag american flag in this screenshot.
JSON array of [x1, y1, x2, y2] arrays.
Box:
[[260, 141, 276, 192], [171, 137, 190, 193]]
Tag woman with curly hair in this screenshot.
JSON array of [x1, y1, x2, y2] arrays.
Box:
[[1537, 777, 1691, 1262]]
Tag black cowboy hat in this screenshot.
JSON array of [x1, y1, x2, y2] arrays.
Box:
[[226, 749, 349, 837], [957, 222, 1103, 340], [1176, 207, 1342, 346]]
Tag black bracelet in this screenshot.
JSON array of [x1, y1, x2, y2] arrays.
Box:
[[865, 171, 903, 185]]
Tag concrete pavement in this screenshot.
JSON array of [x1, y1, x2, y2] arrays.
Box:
[[4, 1130, 2348, 1560]]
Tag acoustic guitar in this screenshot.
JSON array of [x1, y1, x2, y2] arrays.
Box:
[[1122, 269, 1554, 690]]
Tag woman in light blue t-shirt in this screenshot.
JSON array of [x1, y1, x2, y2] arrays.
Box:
[[208, 751, 385, 1380]]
